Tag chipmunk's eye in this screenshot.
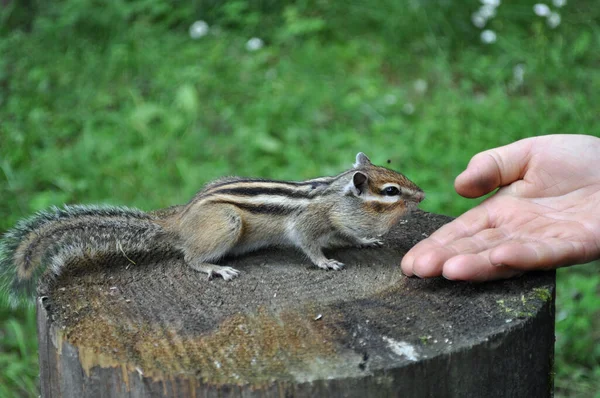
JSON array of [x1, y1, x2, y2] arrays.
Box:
[[381, 186, 400, 196]]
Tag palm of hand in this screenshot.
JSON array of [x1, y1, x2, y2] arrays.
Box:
[[402, 135, 600, 281]]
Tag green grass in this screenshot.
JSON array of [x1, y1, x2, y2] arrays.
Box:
[[1, 0, 599, 396]]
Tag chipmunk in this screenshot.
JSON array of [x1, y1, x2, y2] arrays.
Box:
[[0, 153, 424, 305]]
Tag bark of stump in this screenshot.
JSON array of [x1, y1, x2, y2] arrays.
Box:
[[36, 210, 555, 397]]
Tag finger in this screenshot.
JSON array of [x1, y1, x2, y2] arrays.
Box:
[[403, 244, 457, 278], [401, 206, 492, 276], [455, 138, 535, 198], [442, 254, 524, 282], [406, 227, 509, 278], [421, 205, 493, 247], [489, 239, 587, 271], [401, 239, 446, 276]]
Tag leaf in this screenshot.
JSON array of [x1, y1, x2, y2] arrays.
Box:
[[571, 31, 592, 60], [174, 84, 199, 117]]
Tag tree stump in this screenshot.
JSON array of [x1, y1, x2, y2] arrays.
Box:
[[37, 210, 555, 397]]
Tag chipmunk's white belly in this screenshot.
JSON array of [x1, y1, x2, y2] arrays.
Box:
[[284, 219, 335, 248], [228, 215, 296, 255], [284, 219, 303, 248]]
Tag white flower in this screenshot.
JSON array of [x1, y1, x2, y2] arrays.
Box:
[[471, 12, 487, 28], [480, 29, 497, 44], [513, 64, 525, 85], [479, 4, 497, 19], [533, 4, 551, 17], [189, 20, 209, 39], [414, 79, 428, 94], [552, 0, 566, 7], [480, 0, 501, 6], [246, 37, 264, 51], [383, 94, 397, 105], [402, 103, 415, 115], [547, 12, 561, 28]]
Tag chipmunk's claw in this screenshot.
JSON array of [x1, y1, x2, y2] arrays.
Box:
[[203, 265, 240, 281], [357, 237, 384, 248], [318, 259, 345, 271]]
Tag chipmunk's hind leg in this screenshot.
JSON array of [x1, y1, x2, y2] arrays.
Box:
[[179, 204, 243, 281]]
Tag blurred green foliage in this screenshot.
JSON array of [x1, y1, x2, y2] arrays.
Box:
[[1, 0, 599, 396]]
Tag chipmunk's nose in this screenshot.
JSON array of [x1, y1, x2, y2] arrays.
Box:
[[414, 191, 426, 203]]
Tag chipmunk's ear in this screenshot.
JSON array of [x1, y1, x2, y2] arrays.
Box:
[[353, 152, 372, 168], [345, 171, 369, 196]]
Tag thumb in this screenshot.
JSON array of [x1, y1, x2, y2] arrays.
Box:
[[455, 138, 535, 198]]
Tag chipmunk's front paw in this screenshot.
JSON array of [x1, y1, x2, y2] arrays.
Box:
[[317, 259, 345, 271], [208, 266, 240, 281], [357, 237, 384, 248]]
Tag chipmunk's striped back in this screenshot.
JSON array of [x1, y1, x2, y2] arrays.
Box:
[[182, 172, 355, 216], [182, 156, 424, 218]]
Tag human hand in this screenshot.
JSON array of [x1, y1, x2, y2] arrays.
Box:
[[401, 134, 600, 281]]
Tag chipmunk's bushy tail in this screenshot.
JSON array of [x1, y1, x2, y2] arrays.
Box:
[[0, 205, 170, 307]]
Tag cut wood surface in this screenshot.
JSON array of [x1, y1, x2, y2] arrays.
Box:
[[37, 210, 555, 397]]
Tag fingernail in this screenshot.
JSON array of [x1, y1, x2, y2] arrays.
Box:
[[441, 272, 453, 280]]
